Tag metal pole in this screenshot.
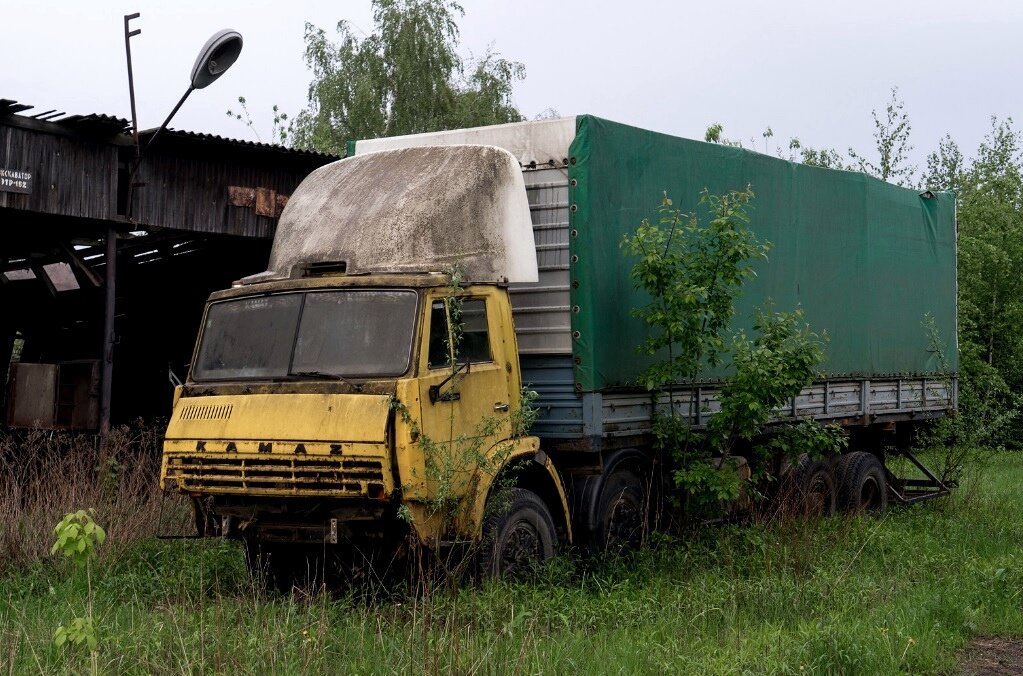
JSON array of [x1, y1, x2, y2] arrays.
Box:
[[124, 13, 141, 155], [124, 13, 142, 223], [99, 226, 117, 452], [111, 12, 135, 448]]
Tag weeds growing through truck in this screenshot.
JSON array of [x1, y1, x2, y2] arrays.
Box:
[[622, 189, 839, 512], [389, 266, 541, 582]]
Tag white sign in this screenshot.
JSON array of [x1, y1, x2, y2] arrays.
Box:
[[0, 168, 32, 194]]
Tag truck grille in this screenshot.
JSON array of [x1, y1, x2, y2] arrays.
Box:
[[164, 453, 387, 497]]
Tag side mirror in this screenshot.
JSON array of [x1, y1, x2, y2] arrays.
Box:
[[189, 29, 243, 90], [428, 360, 472, 404]]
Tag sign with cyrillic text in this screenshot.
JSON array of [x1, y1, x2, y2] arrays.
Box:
[[0, 168, 32, 194]]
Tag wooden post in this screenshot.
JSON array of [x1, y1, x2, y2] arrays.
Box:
[[0, 318, 14, 422], [99, 226, 117, 451]]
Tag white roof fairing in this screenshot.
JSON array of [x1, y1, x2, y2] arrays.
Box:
[[353, 117, 578, 167], [244, 145, 539, 284]]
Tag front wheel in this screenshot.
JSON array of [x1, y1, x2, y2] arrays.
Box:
[[478, 488, 557, 578], [244, 540, 328, 593]]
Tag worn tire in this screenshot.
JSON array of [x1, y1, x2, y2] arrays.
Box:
[[595, 470, 647, 555], [782, 456, 837, 517], [478, 488, 557, 578], [833, 451, 889, 513], [785, 458, 834, 517], [245, 540, 324, 593]]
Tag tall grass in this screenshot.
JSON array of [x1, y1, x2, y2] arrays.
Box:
[[2, 450, 1021, 673], [0, 423, 190, 572]]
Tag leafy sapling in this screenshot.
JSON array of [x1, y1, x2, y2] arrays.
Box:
[[51, 509, 106, 671], [51, 509, 106, 566]]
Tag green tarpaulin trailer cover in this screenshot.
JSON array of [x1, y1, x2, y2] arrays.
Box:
[[352, 114, 957, 396], [567, 115, 957, 392]]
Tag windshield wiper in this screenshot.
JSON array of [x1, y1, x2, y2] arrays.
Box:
[[288, 370, 360, 390]]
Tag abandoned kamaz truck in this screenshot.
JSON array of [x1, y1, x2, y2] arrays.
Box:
[[160, 116, 957, 582]]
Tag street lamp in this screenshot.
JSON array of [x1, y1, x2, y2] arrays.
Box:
[[124, 16, 244, 169], [144, 28, 244, 152], [99, 15, 243, 449]]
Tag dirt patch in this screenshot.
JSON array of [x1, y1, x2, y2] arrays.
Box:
[[960, 636, 1023, 675]]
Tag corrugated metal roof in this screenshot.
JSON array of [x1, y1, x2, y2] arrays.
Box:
[[1, 97, 337, 160], [0, 99, 36, 116], [138, 127, 337, 159], [62, 113, 132, 136], [0, 98, 130, 135]]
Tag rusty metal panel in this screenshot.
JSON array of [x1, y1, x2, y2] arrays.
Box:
[[228, 186, 289, 219], [254, 187, 276, 217], [5, 361, 99, 430], [57, 360, 100, 430], [228, 186, 255, 207], [7, 362, 57, 428]]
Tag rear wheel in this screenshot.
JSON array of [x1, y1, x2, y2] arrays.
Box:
[[478, 488, 557, 578], [595, 470, 647, 555], [834, 451, 888, 513], [782, 456, 837, 517]]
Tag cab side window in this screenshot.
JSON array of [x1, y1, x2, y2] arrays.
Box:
[[456, 299, 491, 363], [426, 298, 492, 369], [427, 301, 450, 369]]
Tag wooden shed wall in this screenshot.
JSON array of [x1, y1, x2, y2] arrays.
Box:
[[0, 125, 117, 220], [132, 146, 329, 239]]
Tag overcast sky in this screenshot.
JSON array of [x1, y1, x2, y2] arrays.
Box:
[[4, 0, 1021, 173]]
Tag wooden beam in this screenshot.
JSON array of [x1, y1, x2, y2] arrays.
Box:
[[59, 242, 103, 288]]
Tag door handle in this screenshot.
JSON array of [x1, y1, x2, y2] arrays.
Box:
[[493, 402, 510, 413]]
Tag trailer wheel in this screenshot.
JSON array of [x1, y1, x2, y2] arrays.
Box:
[[782, 457, 836, 517], [595, 470, 646, 555], [834, 451, 889, 513], [479, 488, 557, 578]]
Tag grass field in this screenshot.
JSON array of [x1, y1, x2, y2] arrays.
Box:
[[2, 452, 1021, 674]]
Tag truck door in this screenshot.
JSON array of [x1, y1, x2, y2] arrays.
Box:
[[415, 288, 517, 477]]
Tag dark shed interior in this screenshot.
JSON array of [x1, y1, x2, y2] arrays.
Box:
[[0, 99, 337, 431]]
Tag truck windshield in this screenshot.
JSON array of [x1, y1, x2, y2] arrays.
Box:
[[192, 290, 418, 381]]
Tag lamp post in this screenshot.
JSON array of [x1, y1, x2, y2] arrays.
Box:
[[99, 16, 243, 451]]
